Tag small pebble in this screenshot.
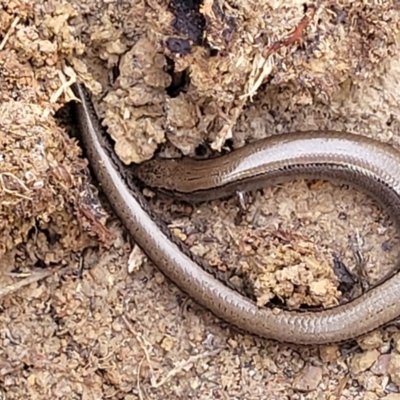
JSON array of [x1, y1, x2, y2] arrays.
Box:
[[371, 354, 391, 376], [388, 354, 400, 386], [127, 245, 146, 273], [350, 350, 380, 375], [319, 345, 340, 363], [363, 392, 378, 400], [392, 333, 400, 353], [358, 331, 384, 350], [172, 227, 187, 241], [381, 394, 400, 400], [292, 365, 322, 392]]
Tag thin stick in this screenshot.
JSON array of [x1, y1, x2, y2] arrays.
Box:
[[0, 17, 20, 51], [0, 267, 71, 299]]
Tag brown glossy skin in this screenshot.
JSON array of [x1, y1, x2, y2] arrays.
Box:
[[74, 82, 400, 344]]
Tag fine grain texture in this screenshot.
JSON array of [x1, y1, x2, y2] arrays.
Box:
[[74, 82, 400, 345]]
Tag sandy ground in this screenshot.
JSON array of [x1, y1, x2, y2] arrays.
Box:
[[2, 0, 400, 399]]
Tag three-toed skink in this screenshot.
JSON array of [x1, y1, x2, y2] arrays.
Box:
[[73, 82, 400, 344]]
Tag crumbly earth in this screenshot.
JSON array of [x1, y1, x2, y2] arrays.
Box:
[[1, 0, 400, 399]]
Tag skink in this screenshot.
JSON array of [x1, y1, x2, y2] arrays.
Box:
[[73, 82, 400, 345]]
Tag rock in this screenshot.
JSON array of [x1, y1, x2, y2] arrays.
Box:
[[358, 331, 384, 350], [350, 350, 380, 375], [371, 354, 391, 376], [388, 354, 400, 386], [363, 392, 378, 400], [381, 394, 400, 400], [392, 333, 400, 353], [292, 365, 322, 392], [319, 345, 340, 363]]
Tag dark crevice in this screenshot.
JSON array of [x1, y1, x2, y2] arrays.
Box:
[[194, 143, 209, 157], [165, 57, 190, 97]]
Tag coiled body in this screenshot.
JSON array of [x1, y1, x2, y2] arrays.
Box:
[[74, 82, 400, 344]]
